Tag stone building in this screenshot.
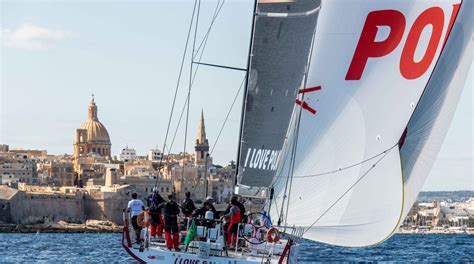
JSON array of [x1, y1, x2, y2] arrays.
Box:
[[118, 146, 136, 162], [37, 161, 75, 186], [0, 144, 9, 152], [73, 96, 112, 160], [0, 156, 37, 185], [148, 149, 163, 162]]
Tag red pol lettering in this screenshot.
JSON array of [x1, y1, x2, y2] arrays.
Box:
[[400, 7, 444, 79], [346, 3, 461, 81], [345, 10, 406, 80]]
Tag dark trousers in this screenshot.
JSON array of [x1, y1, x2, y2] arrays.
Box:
[[131, 215, 142, 243]]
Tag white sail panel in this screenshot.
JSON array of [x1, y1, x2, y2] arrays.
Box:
[[400, 1, 473, 219], [288, 148, 403, 247], [270, 0, 465, 247]]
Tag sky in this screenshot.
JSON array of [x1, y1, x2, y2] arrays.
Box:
[[0, 0, 472, 191]]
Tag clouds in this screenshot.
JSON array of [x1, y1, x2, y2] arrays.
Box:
[[1, 24, 72, 50]]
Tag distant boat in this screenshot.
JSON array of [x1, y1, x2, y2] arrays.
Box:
[[466, 228, 474, 235], [121, 0, 473, 262]]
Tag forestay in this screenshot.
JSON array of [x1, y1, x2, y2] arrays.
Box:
[[271, 0, 472, 247], [236, 0, 320, 188]]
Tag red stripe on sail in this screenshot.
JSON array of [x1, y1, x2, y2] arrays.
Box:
[[298, 86, 321, 94], [295, 99, 317, 115]]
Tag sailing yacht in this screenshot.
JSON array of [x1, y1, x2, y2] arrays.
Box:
[[122, 0, 473, 262]]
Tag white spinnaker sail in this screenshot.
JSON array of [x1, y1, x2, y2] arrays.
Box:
[[270, 0, 472, 247], [400, 0, 473, 219]]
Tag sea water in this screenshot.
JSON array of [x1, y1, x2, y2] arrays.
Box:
[[0, 233, 472, 263]]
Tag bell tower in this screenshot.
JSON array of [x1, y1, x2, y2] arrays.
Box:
[[194, 110, 209, 166]]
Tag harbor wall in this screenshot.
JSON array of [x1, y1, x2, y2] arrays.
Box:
[[0, 186, 142, 225], [9, 192, 85, 224]]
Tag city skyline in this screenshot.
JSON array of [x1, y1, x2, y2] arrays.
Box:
[[1, 1, 472, 191]]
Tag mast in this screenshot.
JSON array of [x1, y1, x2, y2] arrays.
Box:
[[235, 0, 258, 185]]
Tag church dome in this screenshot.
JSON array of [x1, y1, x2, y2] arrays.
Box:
[[80, 97, 111, 145], [80, 119, 111, 144]]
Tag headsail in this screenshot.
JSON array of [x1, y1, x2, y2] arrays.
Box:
[[236, 0, 321, 188], [399, 0, 473, 220], [271, 0, 472, 247]]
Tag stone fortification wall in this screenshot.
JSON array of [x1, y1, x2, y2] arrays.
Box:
[[1, 185, 151, 225], [103, 190, 130, 224], [83, 189, 105, 221], [10, 191, 84, 224], [0, 186, 18, 223]]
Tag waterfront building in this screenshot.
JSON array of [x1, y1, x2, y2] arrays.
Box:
[[402, 199, 474, 230], [148, 149, 163, 162], [117, 175, 173, 196], [9, 149, 47, 159], [37, 161, 75, 187], [0, 144, 9, 152], [73, 96, 112, 159], [118, 147, 136, 162], [124, 160, 156, 176], [0, 156, 37, 185], [1, 172, 19, 185]]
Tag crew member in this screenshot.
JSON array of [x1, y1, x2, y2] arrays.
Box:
[[205, 196, 218, 219], [163, 193, 181, 251], [193, 201, 216, 219], [223, 199, 241, 247], [127, 192, 145, 244], [181, 191, 197, 218], [148, 188, 165, 238], [224, 195, 246, 222]]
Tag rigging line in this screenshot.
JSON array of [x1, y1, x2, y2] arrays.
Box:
[[278, 109, 300, 225], [302, 144, 398, 235], [275, 145, 395, 179], [272, 191, 282, 225], [165, 0, 223, 155], [166, 0, 224, 156], [188, 0, 224, 85], [193, 0, 225, 60], [192, 61, 247, 72], [154, 0, 197, 188], [210, 75, 246, 156], [283, 107, 303, 227], [181, 0, 201, 197]]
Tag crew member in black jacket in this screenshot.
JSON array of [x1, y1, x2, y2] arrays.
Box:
[[162, 193, 181, 251]]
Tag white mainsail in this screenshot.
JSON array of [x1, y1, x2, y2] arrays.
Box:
[[270, 0, 472, 247]]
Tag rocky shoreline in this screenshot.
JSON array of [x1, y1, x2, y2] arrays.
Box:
[[0, 220, 122, 233]]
